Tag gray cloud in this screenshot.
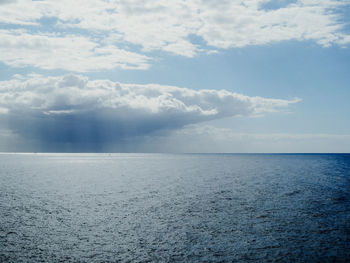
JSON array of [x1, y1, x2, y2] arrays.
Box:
[[0, 0, 16, 4], [0, 74, 299, 151]]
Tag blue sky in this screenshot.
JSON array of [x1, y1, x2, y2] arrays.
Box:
[[0, 0, 349, 152]]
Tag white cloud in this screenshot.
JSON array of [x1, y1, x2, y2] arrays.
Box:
[[0, 74, 299, 149], [0, 0, 349, 71], [0, 74, 298, 117], [0, 29, 150, 71], [0, 107, 8, 114]]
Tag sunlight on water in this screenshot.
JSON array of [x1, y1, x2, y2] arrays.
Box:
[[1, 154, 350, 262]]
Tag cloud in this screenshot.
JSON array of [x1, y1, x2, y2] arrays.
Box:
[[0, 0, 16, 5], [0, 0, 349, 71], [0, 29, 151, 71], [0, 74, 299, 151], [197, 0, 350, 48]]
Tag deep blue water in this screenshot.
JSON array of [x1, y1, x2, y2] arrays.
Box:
[[0, 153, 350, 262]]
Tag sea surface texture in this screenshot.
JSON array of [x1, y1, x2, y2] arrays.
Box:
[[0, 153, 350, 262]]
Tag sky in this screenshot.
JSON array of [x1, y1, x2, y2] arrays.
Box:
[[0, 0, 349, 153]]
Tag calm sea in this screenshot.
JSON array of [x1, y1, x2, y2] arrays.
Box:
[[0, 153, 349, 262]]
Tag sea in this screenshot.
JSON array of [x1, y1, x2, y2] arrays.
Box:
[[0, 153, 349, 262]]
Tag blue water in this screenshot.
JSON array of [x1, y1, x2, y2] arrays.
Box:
[[0, 153, 349, 262]]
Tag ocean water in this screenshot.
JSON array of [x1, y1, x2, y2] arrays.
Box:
[[0, 153, 349, 262]]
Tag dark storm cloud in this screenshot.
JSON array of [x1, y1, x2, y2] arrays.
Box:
[[0, 74, 299, 151]]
